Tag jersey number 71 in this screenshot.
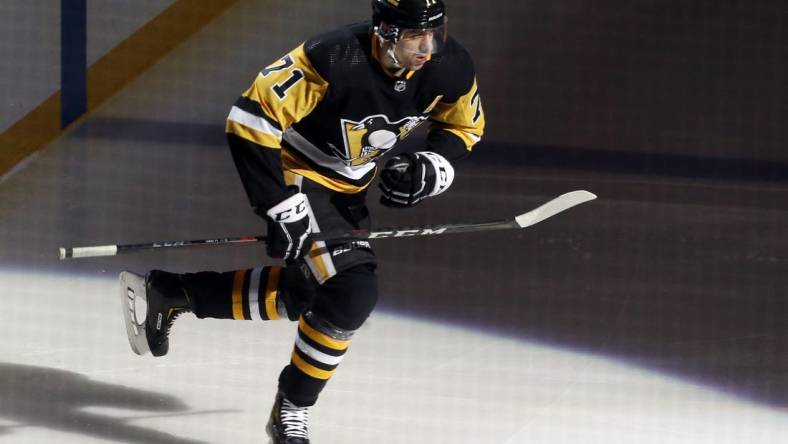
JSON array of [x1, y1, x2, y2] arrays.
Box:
[[260, 55, 305, 100]]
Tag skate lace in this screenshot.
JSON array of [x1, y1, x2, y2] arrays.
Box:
[[164, 292, 193, 331], [158, 306, 191, 344], [280, 398, 309, 439], [166, 307, 189, 330]]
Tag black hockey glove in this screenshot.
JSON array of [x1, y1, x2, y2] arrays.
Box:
[[378, 151, 455, 208], [265, 190, 313, 260]]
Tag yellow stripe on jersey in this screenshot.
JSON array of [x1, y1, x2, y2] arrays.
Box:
[[231, 270, 246, 320], [280, 149, 374, 194], [226, 44, 328, 148], [429, 78, 485, 150], [291, 350, 336, 380], [264, 266, 281, 320], [422, 95, 444, 114], [298, 316, 350, 351], [225, 119, 282, 149], [283, 171, 303, 188]]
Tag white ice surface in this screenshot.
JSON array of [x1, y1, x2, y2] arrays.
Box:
[[1, 269, 786, 443], [1, 1, 785, 443]]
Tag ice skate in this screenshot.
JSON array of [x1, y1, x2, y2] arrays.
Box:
[[266, 392, 311, 444], [119, 270, 192, 357]]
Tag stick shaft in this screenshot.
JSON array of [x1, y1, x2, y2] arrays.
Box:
[[58, 222, 513, 259], [59, 190, 596, 259], [60, 236, 266, 259]]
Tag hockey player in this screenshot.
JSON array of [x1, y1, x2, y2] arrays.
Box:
[[119, 1, 484, 442]]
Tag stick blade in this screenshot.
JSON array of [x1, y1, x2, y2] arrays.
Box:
[[515, 190, 597, 228]]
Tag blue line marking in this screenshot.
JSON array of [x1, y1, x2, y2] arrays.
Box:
[[61, 0, 87, 128]]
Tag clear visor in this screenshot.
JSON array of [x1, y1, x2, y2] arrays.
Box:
[[396, 23, 448, 56]]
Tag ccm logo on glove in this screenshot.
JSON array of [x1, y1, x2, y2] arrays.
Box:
[[265, 192, 313, 260], [268, 195, 309, 223]]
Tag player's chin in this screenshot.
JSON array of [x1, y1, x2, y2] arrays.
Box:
[[408, 58, 428, 70]]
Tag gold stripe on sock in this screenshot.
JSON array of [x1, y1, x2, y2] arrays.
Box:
[[264, 266, 281, 320], [232, 270, 246, 320], [291, 351, 336, 380], [298, 316, 349, 351]]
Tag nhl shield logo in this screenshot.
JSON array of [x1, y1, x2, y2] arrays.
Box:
[[394, 80, 407, 92]]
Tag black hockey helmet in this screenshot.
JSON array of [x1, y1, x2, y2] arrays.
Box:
[[372, 0, 447, 42]]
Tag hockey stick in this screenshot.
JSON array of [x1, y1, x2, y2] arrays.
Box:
[[59, 190, 596, 260]]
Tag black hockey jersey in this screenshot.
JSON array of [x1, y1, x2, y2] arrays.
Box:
[[225, 21, 484, 207]]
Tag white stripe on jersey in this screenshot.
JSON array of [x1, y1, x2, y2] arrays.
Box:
[[228, 106, 283, 138], [283, 128, 377, 181]]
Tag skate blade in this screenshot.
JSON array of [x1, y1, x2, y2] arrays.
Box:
[[119, 271, 151, 355]]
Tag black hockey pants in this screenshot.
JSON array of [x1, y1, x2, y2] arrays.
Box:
[[172, 176, 379, 407]]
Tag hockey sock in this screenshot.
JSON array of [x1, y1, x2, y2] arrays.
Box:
[[181, 267, 288, 320], [278, 311, 353, 406]]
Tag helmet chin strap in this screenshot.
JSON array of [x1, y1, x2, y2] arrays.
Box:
[[378, 39, 407, 76], [385, 46, 403, 70]]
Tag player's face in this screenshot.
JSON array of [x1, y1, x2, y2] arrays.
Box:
[[393, 29, 436, 70]]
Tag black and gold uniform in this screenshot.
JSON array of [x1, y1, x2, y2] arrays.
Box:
[[214, 21, 483, 409], [227, 21, 484, 202], [136, 3, 484, 438], [215, 21, 483, 410], [225, 22, 483, 293]]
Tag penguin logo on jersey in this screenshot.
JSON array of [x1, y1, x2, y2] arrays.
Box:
[[338, 114, 427, 166]]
